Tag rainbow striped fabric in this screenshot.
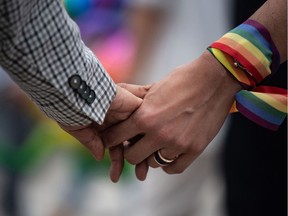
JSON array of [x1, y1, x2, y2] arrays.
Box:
[[208, 19, 287, 131]]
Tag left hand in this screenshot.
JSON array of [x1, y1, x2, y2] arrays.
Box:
[[59, 84, 149, 182], [102, 50, 242, 178]]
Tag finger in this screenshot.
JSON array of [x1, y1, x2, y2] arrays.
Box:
[[162, 153, 197, 175], [117, 83, 151, 99], [124, 135, 160, 165], [109, 145, 124, 183], [147, 149, 180, 168], [89, 135, 105, 161], [124, 133, 183, 166], [135, 160, 149, 181], [60, 124, 105, 160], [147, 154, 159, 168], [107, 86, 142, 115], [102, 117, 141, 148]]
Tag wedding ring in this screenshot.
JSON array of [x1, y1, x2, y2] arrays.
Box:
[[154, 150, 175, 166]]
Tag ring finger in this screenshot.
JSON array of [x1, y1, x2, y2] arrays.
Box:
[[147, 148, 181, 168]]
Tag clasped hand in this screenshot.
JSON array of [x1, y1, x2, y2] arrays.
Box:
[[62, 51, 242, 182]]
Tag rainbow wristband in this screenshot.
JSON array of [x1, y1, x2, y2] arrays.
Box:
[[208, 19, 287, 131]]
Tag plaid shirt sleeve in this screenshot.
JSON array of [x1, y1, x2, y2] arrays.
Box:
[[0, 0, 116, 126]]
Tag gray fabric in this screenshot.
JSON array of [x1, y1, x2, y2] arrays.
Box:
[[0, 0, 116, 126]]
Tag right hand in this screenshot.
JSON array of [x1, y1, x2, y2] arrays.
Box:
[[102, 51, 242, 179], [59, 84, 149, 182]]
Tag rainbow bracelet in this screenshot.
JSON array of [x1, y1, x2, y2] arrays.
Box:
[[208, 19, 287, 131]]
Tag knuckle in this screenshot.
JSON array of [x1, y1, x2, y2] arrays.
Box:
[[117, 83, 127, 89], [156, 127, 175, 145], [163, 166, 184, 175], [157, 127, 187, 151], [190, 142, 205, 155], [124, 152, 137, 165], [175, 139, 187, 152], [158, 128, 171, 142], [133, 110, 154, 131], [147, 157, 158, 168], [125, 157, 137, 165], [81, 134, 96, 149], [172, 167, 184, 174], [102, 132, 114, 147], [149, 164, 158, 169], [174, 138, 188, 152], [163, 168, 174, 175]]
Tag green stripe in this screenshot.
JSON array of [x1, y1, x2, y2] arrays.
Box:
[[230, 28, 273, 62], [240, 91, 286, 118]]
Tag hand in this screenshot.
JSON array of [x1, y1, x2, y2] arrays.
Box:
[[103, 50, 242, 178], [59, 84, 149, 182]]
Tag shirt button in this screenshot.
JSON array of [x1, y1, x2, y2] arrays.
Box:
[[77, 81, 87, 95], [82, 86, 91, 100], [69, 75, 81, 90], [86, 90, 96, 104]]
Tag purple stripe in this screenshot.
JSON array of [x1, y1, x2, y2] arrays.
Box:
[[235, 91, 284, 124], [239, 23, 271, 51], [244, 20, 271, 42], [236, 102, 279, 131], [244, 19, 280, 74]]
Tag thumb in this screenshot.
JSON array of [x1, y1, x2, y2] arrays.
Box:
[[110, 85, 143, 112], [117, 83, 151, 99], [59, 123, 105, 160]]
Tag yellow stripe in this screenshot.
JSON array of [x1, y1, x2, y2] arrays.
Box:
[[252, 92, 287, 113], [224, 33, 271, 76], [211, 48, 252, 85]]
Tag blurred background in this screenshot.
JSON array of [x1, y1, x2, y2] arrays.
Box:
[[0, 0, 286, 216]]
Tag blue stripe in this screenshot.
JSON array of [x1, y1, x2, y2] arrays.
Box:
[[235, 91, 285, 125], [237, 23, 272, 51]]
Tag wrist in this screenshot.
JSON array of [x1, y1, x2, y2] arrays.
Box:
[[202, 50, 243, 96]]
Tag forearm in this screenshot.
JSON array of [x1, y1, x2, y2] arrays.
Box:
[[207, 0, 287, 130], [250, 0, 287, 63], [0, 0, 116, 126]]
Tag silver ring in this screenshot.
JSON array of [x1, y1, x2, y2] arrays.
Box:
[[154, 150, 175, 166]]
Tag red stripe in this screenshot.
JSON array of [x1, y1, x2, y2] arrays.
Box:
[[215, 37, 270, 78], [254, 86, 288, 96], [211, 42, 264, 83]]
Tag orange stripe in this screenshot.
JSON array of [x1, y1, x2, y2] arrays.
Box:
[[219, 50, 254, 86], [230, 101, 238, 113], [217, 37, 270, 79], [210, 47, 256, 86], [211, 42, 263, 82]]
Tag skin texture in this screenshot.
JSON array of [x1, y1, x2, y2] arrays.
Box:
[[61, 0, 287, 182], [250, 0, 287, 63], [102, 0, 287, 181], [103, 50, 242, 179], [59, 84, 149, 182]]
